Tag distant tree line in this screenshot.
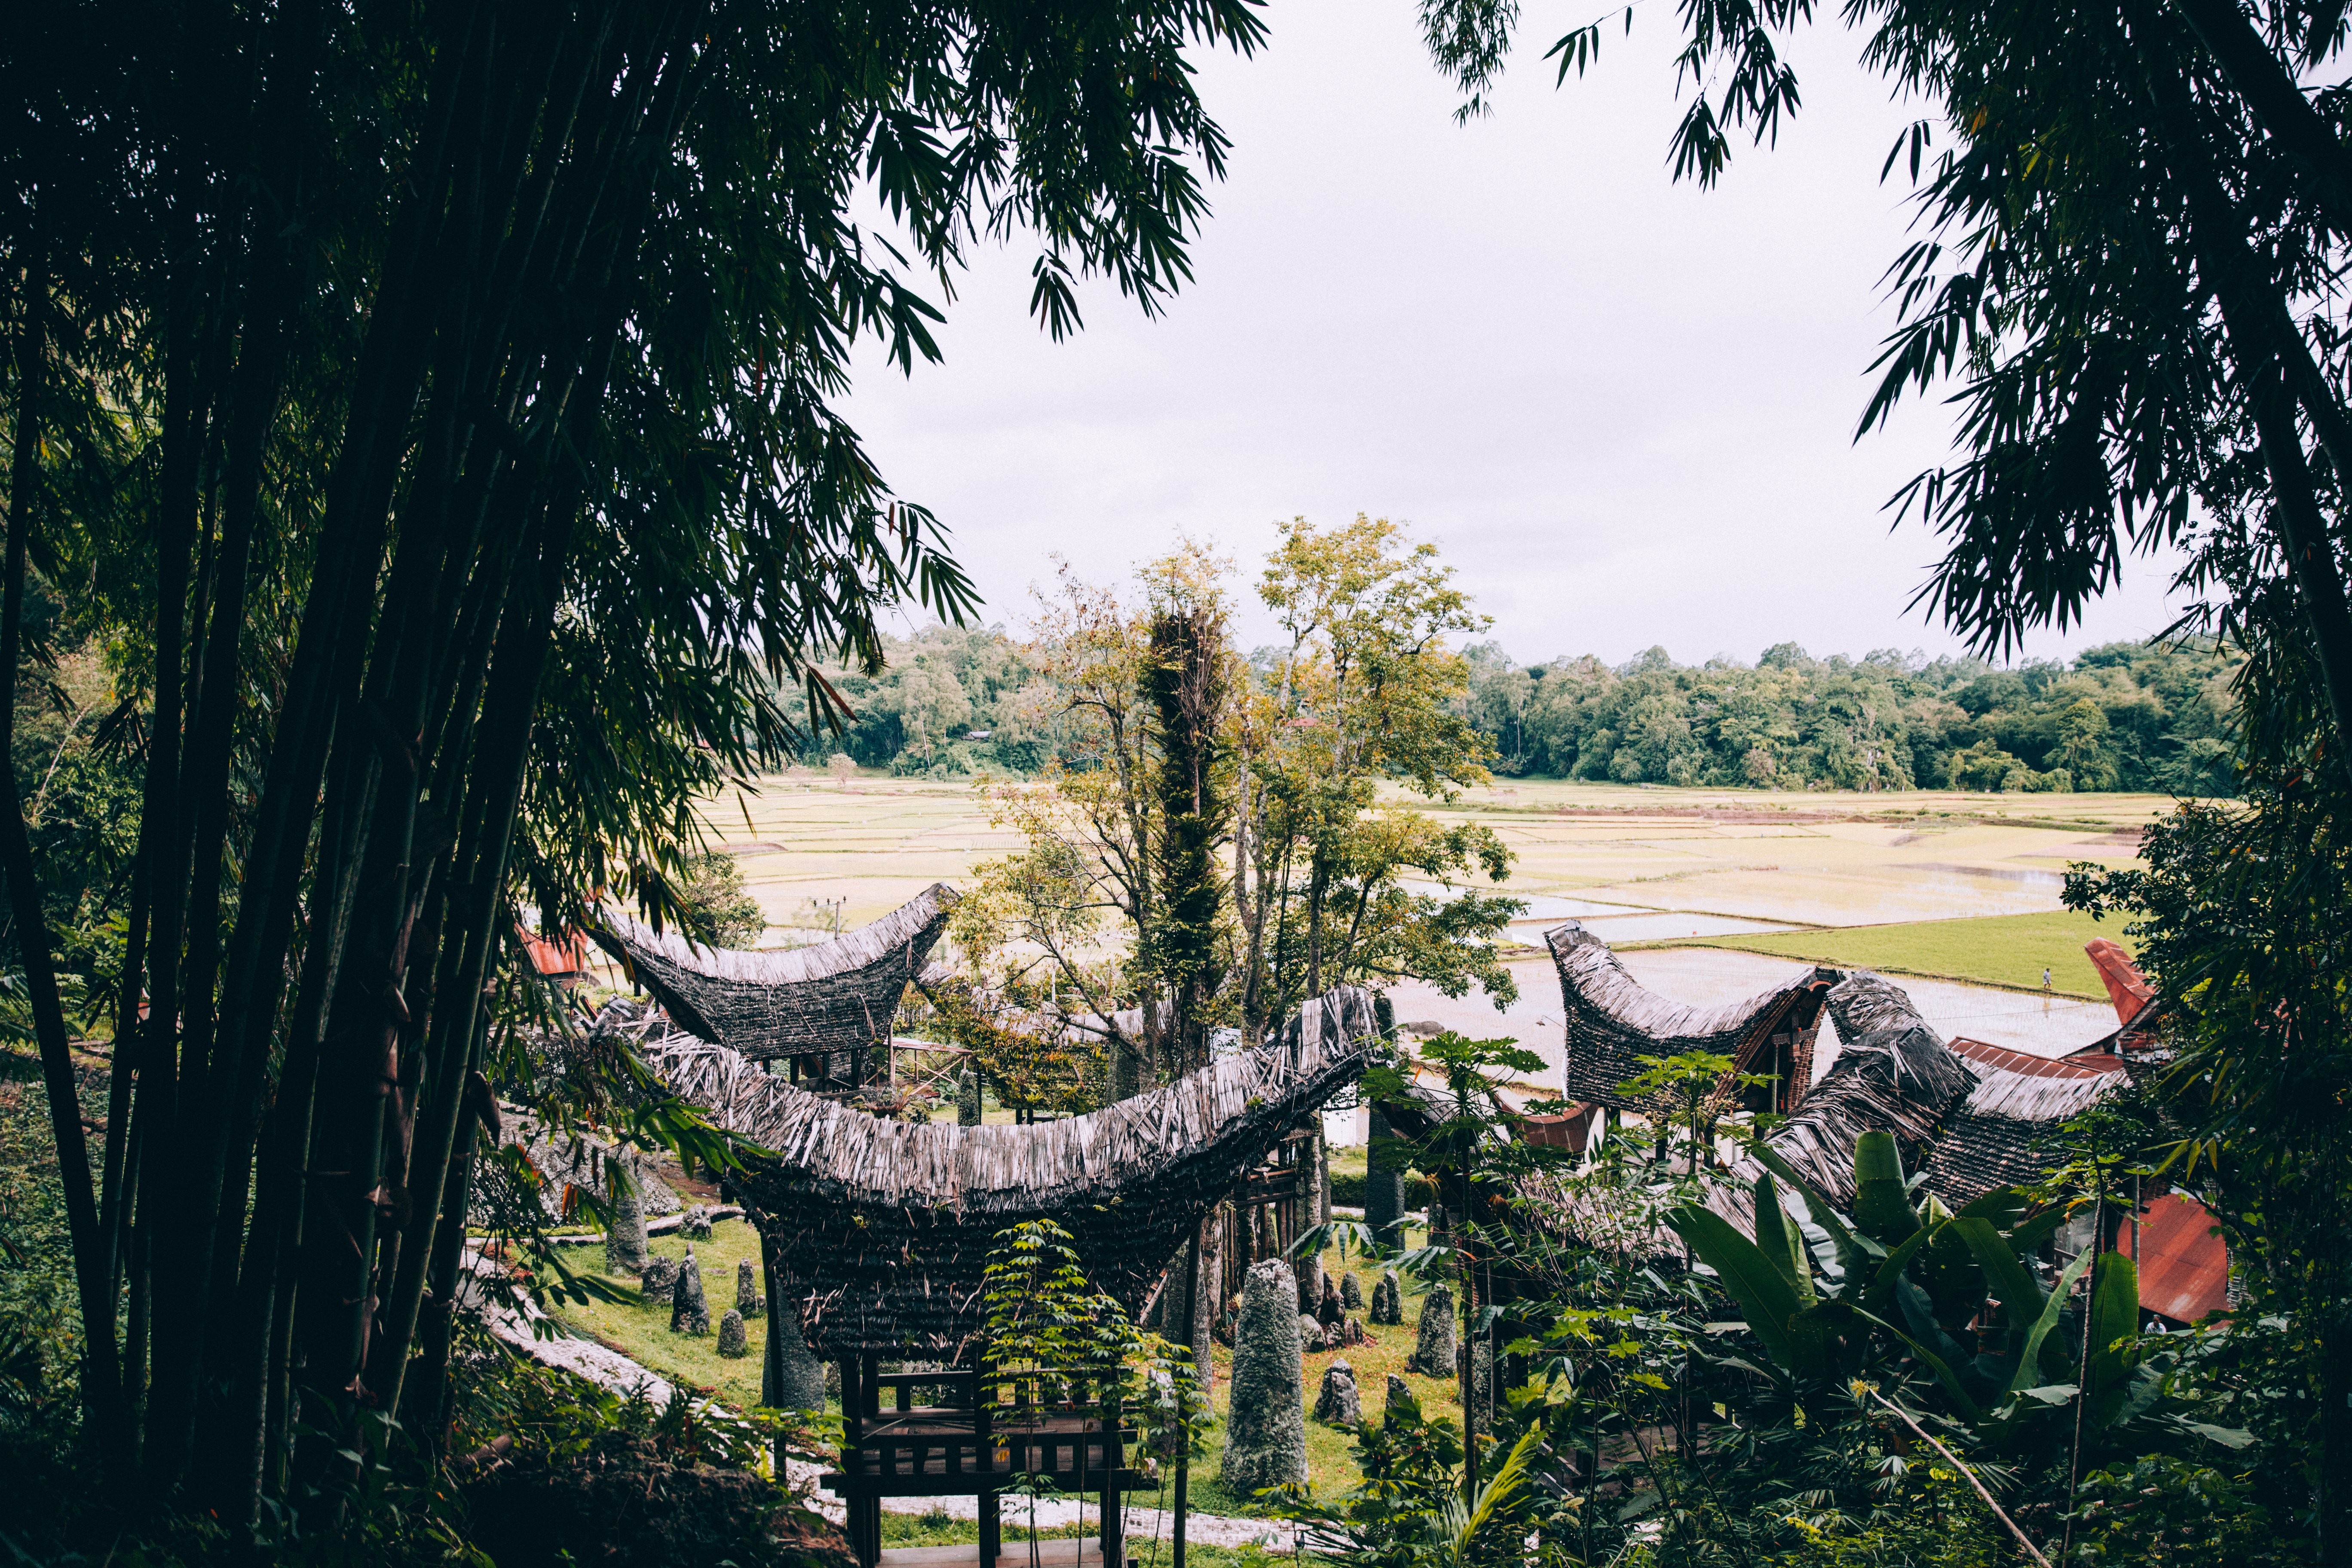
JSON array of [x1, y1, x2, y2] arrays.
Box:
[[808, 630, 2240, 796], [1460, 639, 2241, 795]]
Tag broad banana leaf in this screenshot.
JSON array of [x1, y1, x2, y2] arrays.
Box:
[[1746, 1140, 1879, 1285], [1784, 1300, 1860, 1385], [1922, 1215, 1988, 1332], [2007, 1243, 2098, 1396], [1952, 1215, 2046, 1365], [1853, 1131, 1922, 1248], [2082, 1252, 2141, 1428], [1753, 1173, 1816, 1305], [1865, 1223, 1940, 1319], [1667, 1203, 1801, 1378], [1857, 1300, 1987, 1424]]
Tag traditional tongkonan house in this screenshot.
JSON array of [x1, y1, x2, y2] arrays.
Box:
[[594, 883, 959, 1092], [649, 981, 1381, 1568], [1545, 920, 2230, 1326]]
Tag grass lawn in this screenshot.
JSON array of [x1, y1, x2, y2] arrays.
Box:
[[547, 1210, 775, 1409], [1650, 908, 2138, 997], [547, 1216, 1454, 1520]]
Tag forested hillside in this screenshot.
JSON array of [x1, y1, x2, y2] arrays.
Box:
[[814, 628, 2241, 795]]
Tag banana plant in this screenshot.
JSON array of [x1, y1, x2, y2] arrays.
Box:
[[1664, 1130, 2093, 1421]]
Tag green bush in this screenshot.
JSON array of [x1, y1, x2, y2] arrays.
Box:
[[1329, 1169, 1434, 1210], [2068, 1455, 2283, 1566]]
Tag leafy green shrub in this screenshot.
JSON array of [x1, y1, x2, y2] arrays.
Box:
[[1330, 1169, 1435, 1210], [2069, 1455, 2285, 1566], [677, 850, 765, 949], [453, 1338, 847, 1568]]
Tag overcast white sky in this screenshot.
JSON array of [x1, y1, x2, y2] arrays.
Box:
[[842, 1, 2191, 668]]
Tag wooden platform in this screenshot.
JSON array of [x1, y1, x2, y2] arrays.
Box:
[[877, 1540, 1114, 1568]]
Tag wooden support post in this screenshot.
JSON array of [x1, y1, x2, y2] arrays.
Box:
[[978, 1351, 1000, 1568], [1173, 1222, 1202, 1568]]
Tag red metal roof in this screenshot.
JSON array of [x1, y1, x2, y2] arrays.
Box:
[[520, 927, 591, 977], [2132, 1193, 2230, 1326], [2085, 938, 2156, 1026], [1948, 1036, 2125, 1081]]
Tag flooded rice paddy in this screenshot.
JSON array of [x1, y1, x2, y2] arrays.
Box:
[[678, 774, 2168, 1102]]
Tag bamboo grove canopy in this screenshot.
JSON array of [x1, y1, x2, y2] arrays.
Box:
[[1544, 921, 2129, 1215], [594, 885, 958, 1061], [653, 985, 1380, 1356]]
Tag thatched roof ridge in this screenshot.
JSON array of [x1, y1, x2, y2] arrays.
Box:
[[1735, 973, 1974, 1207], [652, 985, 1382, 1356], [593, 884, 957, 1060], [1918, 1056, 2124, 1203], [1545, 920, 1827, 1110]]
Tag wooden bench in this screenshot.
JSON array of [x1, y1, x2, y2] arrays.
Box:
[[821, 1361, 1152, 1568]]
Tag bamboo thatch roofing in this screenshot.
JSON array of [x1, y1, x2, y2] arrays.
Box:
[[593, 884, 957, 1061], [1544, 920, 1831, 1111], [1539, 929, 2128, 1246], [651, 985, 1381, 1357], [1733, 973, 1975, 1208], [1919, 1057, 2122, 1203]]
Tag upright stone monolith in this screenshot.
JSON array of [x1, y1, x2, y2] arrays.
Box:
[[1219, 1258, 1308, 1496], [735, 1258, 764, 1318], [764, 1294, 827, 1411], [1317, 1276, 1344, 1329], [1384, 1373, 1413, 1424], [641, 1254, 679, 1299], [1313, 1359, 1361, 1426], [1410, 1281, 1455, 1378], [716, 1308, 748, 1358], [682, 1204, 714, 1240], [1339, 1272, 1364, 1311], [1468, 1339, 1493, 1432], [1298, 1312, 1326, 1354], [957, 1069, 983, 1126], [1369, 1270, 1403, 1326], [671, 1246, 710, 1335], [604, 1166, 648, 1276]]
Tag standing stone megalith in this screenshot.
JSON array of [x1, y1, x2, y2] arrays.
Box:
[[671, 1246, 711, 1335], [957, 1069, 983, 1127], [1410, 1281, 1455, 1378], [1468, 1339, 1492, 1432], [735, 1258, 765, 1318], [1370, 1270, 1404, 1326], [765, 1302, 827, 1409], [1384, 1372, 1414, 1424], [717, 1308, 749, 1358], [605, 1164, 649, 1276], [1339, 1272, 1364, 1311], [1313, 1359, 1362, 1426], [1219, 1258, 1308, 1496], [641, 1254, 679, 1299]]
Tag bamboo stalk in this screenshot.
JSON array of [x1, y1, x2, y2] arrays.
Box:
[[1865, 1390, 2050, 1568]]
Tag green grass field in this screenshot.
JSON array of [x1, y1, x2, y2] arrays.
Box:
[[1653, 908, 2138, 997]]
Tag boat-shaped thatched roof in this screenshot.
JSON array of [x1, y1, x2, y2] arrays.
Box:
[[1537, 931, 2128, 1246], [593, 883, 957, 1061], [652, 985, 1380, 1357], [1545, 920, 1834, 1110]]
